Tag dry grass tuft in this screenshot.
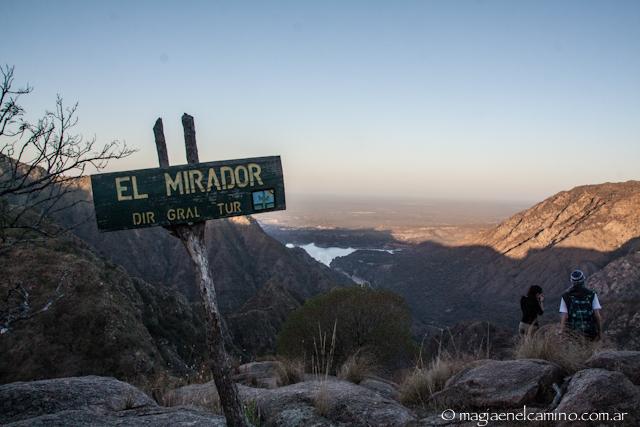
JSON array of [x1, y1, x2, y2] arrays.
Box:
[[313, 383, 332, 417], [134, 370, 182, 405], [514, 325, 609, 373], [275, 357, 305, 385], [337, 351, 377, 384], [399, 352, 471, 406], [135, 364, 222, 413], [311, 320, 337, 380], [161, 386, 222, 414]]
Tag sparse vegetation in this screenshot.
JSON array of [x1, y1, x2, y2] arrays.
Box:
[[399, 351, 472, 407], [274, 357, 305, 386], [243, 400, 261, 426], [122, 391, 141, 410], [313, 383, 332, 417], [337, 351, 377, 384], [137, 370, 182, 406], [398, 331, 478, 407], [513, 325, 609, 373], [311, 320, 337, 380]]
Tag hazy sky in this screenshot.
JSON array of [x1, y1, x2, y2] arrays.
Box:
[[4, 1, 639, 202]]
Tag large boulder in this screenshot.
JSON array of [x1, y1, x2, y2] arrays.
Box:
[[243, 379, 416, 426], [5, 407, 226, 426], [0, 376, 155, 424], [167, 378, 415, 426], [0, 376, 226, 426], [554, 369, 639, 426], [431, 359, 564, 409], [585, 350, 640, 384], [359, 377, 400, 401]]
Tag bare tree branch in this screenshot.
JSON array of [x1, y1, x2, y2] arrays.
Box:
[[0, 65, 136, 250]]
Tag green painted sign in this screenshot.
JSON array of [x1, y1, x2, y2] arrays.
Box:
[[90, 155, 285, 232]]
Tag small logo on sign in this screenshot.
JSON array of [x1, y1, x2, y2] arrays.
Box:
[[252, 189, 275, 210]]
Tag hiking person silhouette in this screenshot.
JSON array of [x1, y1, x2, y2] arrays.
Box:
[[559, 270, 603, 340], [519, 285, 544, 336]]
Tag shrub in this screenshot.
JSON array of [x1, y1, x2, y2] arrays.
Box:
[[276, 287, 414, 372], [513, 324, 609, 373]]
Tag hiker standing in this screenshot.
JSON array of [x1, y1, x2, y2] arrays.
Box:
[[559, 270, 603, 340], [519, 285, 544, 336]]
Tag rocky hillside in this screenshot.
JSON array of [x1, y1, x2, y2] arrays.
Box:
[[333, 181, 640, 343], [588, 251, 640, 350], [0, 235, 207, 384], [473, 181, 640, 298]]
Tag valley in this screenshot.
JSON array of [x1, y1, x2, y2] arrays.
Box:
[[261, 183, 640, 345]]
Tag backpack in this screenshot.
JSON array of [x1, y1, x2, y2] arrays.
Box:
[[562, 286, 597, 338]]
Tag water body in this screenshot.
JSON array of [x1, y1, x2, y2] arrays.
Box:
[[285, 242, 395, 267]]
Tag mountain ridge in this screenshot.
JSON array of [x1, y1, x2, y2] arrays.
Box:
[[332, 180, 640, 347]]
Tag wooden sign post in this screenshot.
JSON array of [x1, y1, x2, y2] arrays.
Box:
[[90, 113, 287, 426], [153, 114, 248, 426]]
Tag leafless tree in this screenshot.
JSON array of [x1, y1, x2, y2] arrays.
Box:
[[0, 65, 135, 249]]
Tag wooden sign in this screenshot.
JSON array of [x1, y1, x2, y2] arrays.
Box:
[[90, 155, 285, 231]]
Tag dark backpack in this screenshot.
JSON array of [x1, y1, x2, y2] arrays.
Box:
[[562, 286, 597, 338]]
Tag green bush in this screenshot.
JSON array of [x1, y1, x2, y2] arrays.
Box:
[[276, 287, 415, 372]]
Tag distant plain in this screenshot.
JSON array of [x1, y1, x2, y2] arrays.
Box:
[[259, 193, 530, 246]]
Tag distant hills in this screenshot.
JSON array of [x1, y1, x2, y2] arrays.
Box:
[[333, 181, 640, 349]]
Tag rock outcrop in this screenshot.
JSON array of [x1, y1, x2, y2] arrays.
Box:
[[0, 376, 154, 424], [0, 376, 227, 426], [359, 377, 400, 401], [244, 379, 415, 427], [585, 350, 640, 385], [554, 368, 639, 426], [5, 407, 227, 427], [167, 378, 415, 426], [588, 252, 640, 350], [431, 359, 564, 409], [0, 376, 226, 427]]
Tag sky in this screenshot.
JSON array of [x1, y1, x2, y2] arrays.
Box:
[[3, 0, 640, 203]]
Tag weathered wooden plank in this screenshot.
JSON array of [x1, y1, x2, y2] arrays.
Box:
[[182, 113, 199, 163], [153, 118, 169, 168]]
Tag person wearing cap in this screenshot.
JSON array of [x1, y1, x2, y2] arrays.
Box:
[[559, 270, 603, 340]]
